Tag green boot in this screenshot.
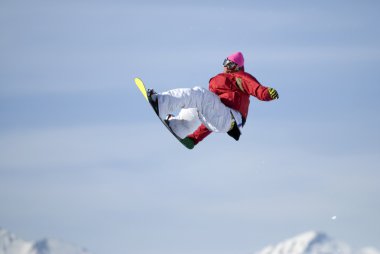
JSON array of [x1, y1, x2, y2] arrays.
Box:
[[180, 137, 195, 149]]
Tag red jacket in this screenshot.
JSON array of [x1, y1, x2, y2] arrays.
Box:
[[188, 70, 273, 144]]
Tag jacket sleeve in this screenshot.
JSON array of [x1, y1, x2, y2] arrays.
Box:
[[238, 74, 272, 101], [187, 124, 212, 144]]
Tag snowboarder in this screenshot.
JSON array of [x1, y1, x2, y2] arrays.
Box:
[[148, 52, 279, 149]]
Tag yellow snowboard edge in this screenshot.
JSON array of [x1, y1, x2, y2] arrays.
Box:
[[134, 77, 148, 101]]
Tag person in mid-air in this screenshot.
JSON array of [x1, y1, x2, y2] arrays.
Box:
[[148, 52, 279, 149]]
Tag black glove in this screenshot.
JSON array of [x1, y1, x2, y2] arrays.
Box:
[[268, 88, 279, 100]]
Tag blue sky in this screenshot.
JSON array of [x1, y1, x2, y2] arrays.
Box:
[[1, 1, 379, 254]]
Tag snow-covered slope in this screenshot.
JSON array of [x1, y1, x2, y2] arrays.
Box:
[[2, 227, 379, 254], [255, 231, 380, 254], [0, 228, 90, 254]]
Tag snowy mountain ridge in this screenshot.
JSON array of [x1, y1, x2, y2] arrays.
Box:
[[2, 227, 379, 254], [0, 228, 91, 254], [255, 231, 380, 254]]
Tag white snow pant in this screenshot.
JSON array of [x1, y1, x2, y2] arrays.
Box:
[[157, 87, 242, 139], [167, 108, 201, 139]]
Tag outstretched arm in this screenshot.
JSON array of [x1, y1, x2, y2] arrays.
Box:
[[238, 75, 271, 101], [237, 74, 279, 101]]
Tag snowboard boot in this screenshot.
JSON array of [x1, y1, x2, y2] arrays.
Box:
[[227, 113, 241, 141], [180, 137, 195, 149], [147, 89, 159, 116]]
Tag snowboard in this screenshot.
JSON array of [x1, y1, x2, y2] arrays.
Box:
[[134, 77, 192, 149]]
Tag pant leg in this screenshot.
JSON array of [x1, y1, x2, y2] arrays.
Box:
[[169, 108, 201, 139], [157, 87, 204, 119], [157, 87, 233, 133]]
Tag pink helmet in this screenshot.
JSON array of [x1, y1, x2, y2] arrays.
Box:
[[227, 52, 244, 67]]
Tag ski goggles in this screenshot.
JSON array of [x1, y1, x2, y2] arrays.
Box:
[[223, 58, 238, 69]]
